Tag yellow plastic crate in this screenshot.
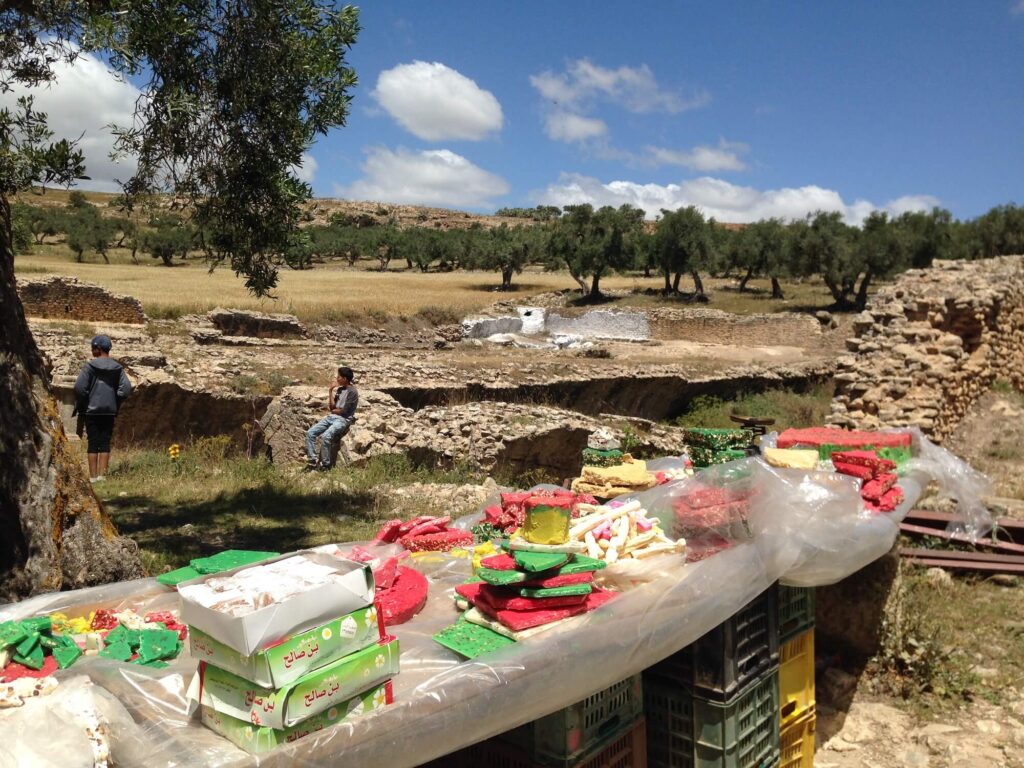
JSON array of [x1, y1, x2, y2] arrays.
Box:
[[780, 707, 815, 768], [779, 628, 814, 725]]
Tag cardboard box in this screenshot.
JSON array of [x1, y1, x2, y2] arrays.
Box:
[[188, 603, 384, 688], [178, 551, 375, 656], [199, 681, 392, 754], [190, 636, 399, 729]]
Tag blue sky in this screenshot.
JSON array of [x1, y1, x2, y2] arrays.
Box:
[[10, 1, 1023, 223]]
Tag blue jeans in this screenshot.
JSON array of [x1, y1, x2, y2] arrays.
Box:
[[305, 414, 351, 466]]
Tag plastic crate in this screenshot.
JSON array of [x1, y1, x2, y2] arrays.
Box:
[[779, 630, 814, 726], [777, 585, 815, 643], [779, 707, 815, 768], [645, 667, 780, 768], [500, 675, 644, 764], [422, 716, 646, 768], [647, 586, 779, 702]]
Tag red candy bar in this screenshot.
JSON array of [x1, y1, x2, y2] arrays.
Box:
[[456, 582, 588, 612], [778, 428, 911, 449], [861, 473, 898, 502], [373, 557, 400, 590], [1, 655, 59, 682], [520, 572, 594, 589], [401, 529, 474, 552], [373, 519, 405, 544], [91, 609, 119, 631], [832, 461, 875, 481], [376, 567, 428, 626], [473, 587, 616, 631], [866, 486, 904, 513], [407, 516, 452, 537], [831, 450, 896, 472], [480, 553, 518, 571]]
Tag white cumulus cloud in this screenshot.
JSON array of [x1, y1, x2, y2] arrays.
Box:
[[535, 173, 938, 225], [334, 146, 509, 209], [530, 59, 708, 114], [1, 51, 140, 192], [544, 111, 608, 142], [372, 61, 503, 141], [646, 140, 749, 172]]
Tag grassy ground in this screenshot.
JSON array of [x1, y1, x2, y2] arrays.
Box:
[[15, 242, 845, 323], [92, 440, 482, 575], [673, 382, 836, 430]]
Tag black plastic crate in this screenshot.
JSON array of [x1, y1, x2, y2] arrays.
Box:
[[645, 667, 780, 768], [777, 584, 815, 643], [647, 585, 779, 702], [498, 675, 644, 764]]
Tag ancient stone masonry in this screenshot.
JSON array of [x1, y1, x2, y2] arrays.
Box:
[[827, 256, 1024, 441], [207, 307, 307, 339], [645, 308, 823, 348], [17, 276, 147, 325]]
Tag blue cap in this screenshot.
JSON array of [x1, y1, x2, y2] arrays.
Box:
[[90, 335, 112, 352]]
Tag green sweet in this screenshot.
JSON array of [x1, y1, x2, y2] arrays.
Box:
[[434, 619, 515, 659], [53, 642, 83, 669], [13, 643, 44, 670], [156, 565, 202, 587], [513, 550, 569, 573], [14, 632, 39, 657], [477, 567, 528, 586], [519, 583, 593, 599], [138, 628, 181, 663], [99, 641, 134, 662], [21, 617, 52, 635], [190, 550, 279, 575], [0, 621, 28, 648], [558, 555, 607, 575]]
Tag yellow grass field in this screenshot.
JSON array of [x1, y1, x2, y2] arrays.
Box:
[[15, 233, 839, 322]]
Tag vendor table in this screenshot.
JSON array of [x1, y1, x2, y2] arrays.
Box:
[[0, 462, 935, 767]]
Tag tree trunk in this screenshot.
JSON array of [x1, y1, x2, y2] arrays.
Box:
[[738, 266, 754, 292], [589, 273, 601, 299], [0, 199, 144, 601], [854, 270, 873, 311], [161, 253, 174, 266], [571, 272, 589, 295], [130, 242, 139, 265], [672, 271, 682, 293], [405, 257, 413, 270], [770, 276, 785, 299], [643, 263, 651, 279], [663, 269, 672, 294], [691, 270, 705, 296], [501, 266, 513, 291], [823, 277, 844, 303]]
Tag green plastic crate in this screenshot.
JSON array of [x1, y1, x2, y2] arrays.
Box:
[[645, 667, 780, 768], [647, 586, 779, 702], [500, 675, 644, 764], [777, 584, 815, 643]]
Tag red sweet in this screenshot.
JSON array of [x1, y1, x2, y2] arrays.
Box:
[[865, 486, 904, 513], [520, 572, 594, 589], [832, 461, 875, 481], [483, 505, 504, 524], [90, 609, 119, 631], [831, 450, 896, 472], [376, 567, 428, 626], [472, 587, 616, 631], [1, 655, 59, 682], [778, 428, 911, 450], [456, 582, 589, 612], [480, 553, 518, 571], [861, 473, 898, 502], [407, 516, 452, 537], [674, 500, 749, 529], [677, 485, 752, 509], [373, 519, 405, 544], [372, 557, 400, 590], [400, 529, 474, 552], [144, 611, 189, 641]]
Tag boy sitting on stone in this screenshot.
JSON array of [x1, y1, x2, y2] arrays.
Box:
[[305, 366, 359, 470]]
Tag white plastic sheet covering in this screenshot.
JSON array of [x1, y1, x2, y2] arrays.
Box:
[[0, 441, 983, 768]]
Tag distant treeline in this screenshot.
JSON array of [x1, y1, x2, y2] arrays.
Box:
[[14, 193, 1024, 310]]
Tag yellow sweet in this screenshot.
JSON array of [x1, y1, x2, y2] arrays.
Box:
[[522, 504, 571, 545], [763, 448, 819, 470], [471, 541, 497, 572]]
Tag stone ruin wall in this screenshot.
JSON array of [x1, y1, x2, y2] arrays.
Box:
[[826, 256, 1024, 441], [17, 276, 147, 325], [645, 308, 823, 348]]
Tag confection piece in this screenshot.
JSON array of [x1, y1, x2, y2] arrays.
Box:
[[0, 676, 59, 708], [506, 539, 585, 554], [98, 641, 133, 662], [138, 629, 181, 664], [462, 608, 558, 641], [456, 583, 588, 612], [52, 640, 83, 670], [472, 588, 616, 631], [190, 550, 279, 575], [763, 448, 819, 470], [519, 572, 594, 589], [832, 461, 875, 481], [477, 567, 530, 586], [12, 643, 44, 670], [830, 450, 896, 473], [861, 473, 898, 502], [513, 550, 569, 573], [480, 553, 518, 571], [521, 497, 573, 545], [0, 656, 59, 682], [519, 583, 593, 599], [434, 618, 516, 659], [866, 486, 904, 513], [777, 428, 912, 464], [376, 566, 429, 626], [400, 529, 474, 552], [156, 565, 202, 587], [0, 622, 28, 647], [581, 447, 624, 468]]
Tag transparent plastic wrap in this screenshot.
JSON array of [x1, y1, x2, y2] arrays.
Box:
[[0, 454, 958, 767], [897, 426, 994, 541]]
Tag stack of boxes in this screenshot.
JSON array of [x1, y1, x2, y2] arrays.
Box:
[[778, 584, 816, 768], [643, 585, 782, 768], [180, 551, 400, 754]]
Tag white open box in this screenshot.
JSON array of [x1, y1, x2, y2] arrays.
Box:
[[178, 550, 374, 656]]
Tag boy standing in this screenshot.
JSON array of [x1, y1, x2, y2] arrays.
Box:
[[73, 334, 133, 482], [305, 366, 359, 470]]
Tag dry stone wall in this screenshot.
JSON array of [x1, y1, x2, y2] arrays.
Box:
[[17, 276, 147, 325], [827, 257, 1024, 441], [645, 307, 823, 348]]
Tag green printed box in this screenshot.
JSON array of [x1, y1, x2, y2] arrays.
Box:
[[199, 681, 393, 754], [188, 604, 382, 688], [190, 636, 399, 729]]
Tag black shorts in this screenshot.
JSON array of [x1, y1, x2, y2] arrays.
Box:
[[85, 415, 116, 453]]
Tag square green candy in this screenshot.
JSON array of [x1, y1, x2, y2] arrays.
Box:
[[513, 550, 569, 573], [13, 643, 44, 670], [21, 617, 52, 635], [99, 640, 134, 662], [0, 621, 28, 648], [519, 583, 593, 599], [434, 619, 515, 659], [15, 633, 39, 657], [53, 641, 83, 669], [138, 629, 180, 663]]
